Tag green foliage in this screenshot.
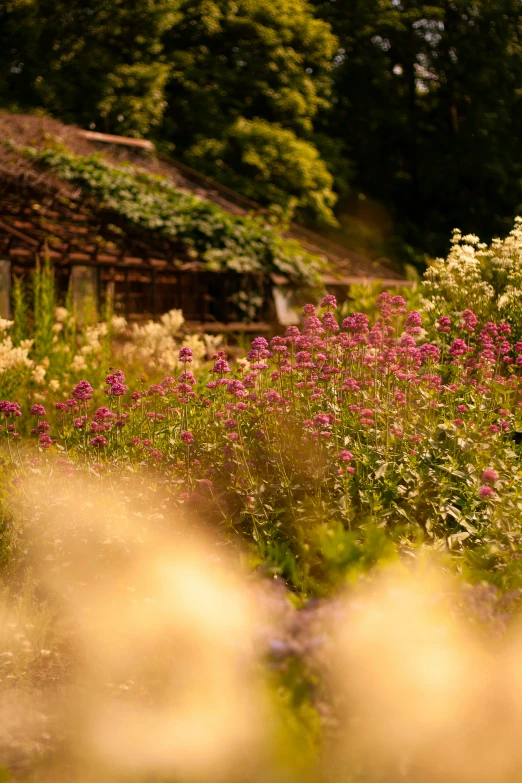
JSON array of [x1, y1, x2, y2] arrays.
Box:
[[4, 1, 522, 265], [187, 117, 338, 226], [160, 0, 338, 219], [97, 61, 172, 139], [32, 256, 56, 361], [5, 294, 522, 596], [422, 218, 522, 342], [0, 0, 180, 137], [23, 146, 326, 286], [11, 277, 28, 347], [313, 0, 522, 263], [163, 0, 337, 138]]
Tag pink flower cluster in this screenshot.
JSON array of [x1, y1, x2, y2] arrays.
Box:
[[6, 298, 522, 548]]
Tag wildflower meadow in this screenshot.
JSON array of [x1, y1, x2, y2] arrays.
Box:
[[4, 224, 522, 781], [5, 282, 522, 590]]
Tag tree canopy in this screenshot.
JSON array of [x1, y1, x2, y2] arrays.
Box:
[[2, 0, 522, 263]]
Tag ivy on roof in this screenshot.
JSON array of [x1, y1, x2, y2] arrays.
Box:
[[20, 147, 326, 287]]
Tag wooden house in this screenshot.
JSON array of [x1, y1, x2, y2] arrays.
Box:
[[0, 113, 406, 331]]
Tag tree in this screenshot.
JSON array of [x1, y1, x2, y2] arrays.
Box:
[[161, 0, 339, 223], [0, 0, 180, 136], [186, 117, 338, 225], [313, 0, 522, 261]]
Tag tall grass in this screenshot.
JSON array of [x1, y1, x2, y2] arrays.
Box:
[[32, 255, 57, 361]]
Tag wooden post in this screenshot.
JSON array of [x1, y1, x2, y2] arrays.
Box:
[[221, 275, 229, 324], [70, 265, 98, 325], [151, 267, 158, 316], [198, 272, 206, 324], [125, 268, 130, 320], [0, 260, 11, 319], [176, 271, 182, 310]]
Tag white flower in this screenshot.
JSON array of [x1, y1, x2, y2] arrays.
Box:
[[55, 306, 69, 323], [71, 354, 88, 372], [48, 379, 60, 392], [182, 334, 207, 364], [32, 365, 46, 384], [0, 319, 14, 333], [113, 309, 216, 372], [203, 334, 223, 358], [111, 315, 127, 335], [160, 309, 185, 336], [0, 335, 33, 372]]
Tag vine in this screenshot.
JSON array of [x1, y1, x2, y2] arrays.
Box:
[[21, 147, 327, 288]]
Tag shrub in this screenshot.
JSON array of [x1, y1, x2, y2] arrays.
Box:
[[423, 218, 522, 342], [186, 118, 339, 227]]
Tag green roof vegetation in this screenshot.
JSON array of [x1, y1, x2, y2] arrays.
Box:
[[22, 146, 327, 287]]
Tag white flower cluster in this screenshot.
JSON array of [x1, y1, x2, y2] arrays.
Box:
[[120, 309, 222, 371], [70, 322, 109, 371], [1, 305, 223, 385], [0, 334, 34, 374], [423, 217, 522, 336], [0, 316, 34, 375]]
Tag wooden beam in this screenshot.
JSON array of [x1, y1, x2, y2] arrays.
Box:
[[0, 219, 39, 246], [322, 275, 414, 288], [77, 130, 154, 151], [185, 321, 271, 333]]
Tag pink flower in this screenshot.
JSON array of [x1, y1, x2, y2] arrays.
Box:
[[251, 336, 269, 351], [90, 436, 107, 448], [72, 380, 93, 401], [479, 485, 495, 499], [313, 414, 330, 427], [285, 326, 300, 341], [437, 316, 451, 333], [339, 450, 353, 462], [212, 359, 231, 374], [321, 294, 338, 311], [461, 309, 478, 332], [226, 380, 247, 397], [106, 370, 125, 385], [481, 468, 499, 485], [31, 404, 46, 417], [94, 407, 116, 421], [449, 339, 468, 357], [391, 295, 407, 314], [107, 382, 127, 397], [405, 311, 422, 335], [322, 312, 339, 333], [148, 384, 165, 396], [302, 316, 324, 336], [39, 434, 53, 449], [181, 430, 194, 445], [178, 347, 193, 363], [0, 401, 22, 417]]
